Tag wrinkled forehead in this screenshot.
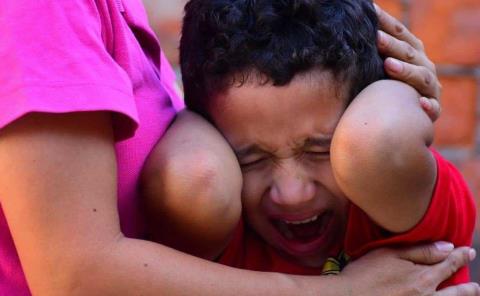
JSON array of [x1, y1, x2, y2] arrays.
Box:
[[206, 70, 350, 148], [208, 69, 351, 114]]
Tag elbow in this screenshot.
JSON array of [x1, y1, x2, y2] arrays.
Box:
[[331, 98, 392, 182], [331, 80, 433, 183], [141, 146, 242, 222], [330, 114, 384, 195]]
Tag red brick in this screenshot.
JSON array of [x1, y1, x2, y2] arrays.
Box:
[[155, 19, 182, 66], [375, 0, 403, 20], [410, 0, 480, 65], [459, 158, 480, 231], [434, 77, 477, 147]]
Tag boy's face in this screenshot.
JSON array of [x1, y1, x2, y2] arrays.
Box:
[[209, 71, 350, 267]]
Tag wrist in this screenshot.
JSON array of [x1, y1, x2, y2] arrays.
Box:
[[287, 274, 345, 296]]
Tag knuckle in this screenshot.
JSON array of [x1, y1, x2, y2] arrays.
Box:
[[417, 38, 425, 50], [395, 22, 407, 35], [378, 10, 387, 24], [402, 65, 414, 81], [421, 246, 434, 262], [423, 69, 434, 88], [417, 271, 435, 290], [447, 255, 461, 274], [405, 44, 416, 61], [408, 284, 425, 296], [381, 33, 393, 50]]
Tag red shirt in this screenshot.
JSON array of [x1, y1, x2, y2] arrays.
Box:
[[219, 150, 476, 286], [219, 220, 331, 275], [345, 149, 476, 287]]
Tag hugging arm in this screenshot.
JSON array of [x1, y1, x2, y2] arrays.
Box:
[[5, 112, 474, 296], [375, 4, 442, 121], [141, 110, 242, 260], [0, 112, 303, 296]]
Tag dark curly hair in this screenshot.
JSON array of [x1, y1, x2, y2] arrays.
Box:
[[180, 0, 386, 117]]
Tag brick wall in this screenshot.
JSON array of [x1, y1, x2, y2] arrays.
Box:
[[145, 0, 480, 282]]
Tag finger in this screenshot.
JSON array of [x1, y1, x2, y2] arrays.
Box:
[[378, 31, 435, 73], [397, 241, 455, 264], [384, 58, 441, 98], [436, 282, 480, 296], [433, 247, 476, 283], [420, 97, 441, 122], [374, 3, 424, 50]]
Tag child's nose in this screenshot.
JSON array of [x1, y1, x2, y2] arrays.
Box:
[[269, 162, 315, 207]]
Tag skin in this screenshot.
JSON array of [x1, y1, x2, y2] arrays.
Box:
[[202, 72, 437, 264], [142, 3, 446, 261], [0, 3, 477, 296], [142, 74, 478, 295], [1, 112, 476, 296], [331, 80, 435, 232], [142, 110, 242, 260], [208, 71, 349, 267]]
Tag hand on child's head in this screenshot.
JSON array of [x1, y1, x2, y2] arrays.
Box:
[[375, 4, 441, 105]]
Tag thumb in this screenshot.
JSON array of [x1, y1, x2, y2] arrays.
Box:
[[436, 282, 480, 296], [397, 241, 455, 265]]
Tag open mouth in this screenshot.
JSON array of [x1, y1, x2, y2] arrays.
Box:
[[272, 211, 332, 244]]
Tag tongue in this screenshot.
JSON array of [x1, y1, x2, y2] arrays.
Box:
[[287, 217, 324, 241]]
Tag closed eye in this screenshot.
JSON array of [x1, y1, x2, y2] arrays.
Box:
[[240, 157, 268, 170]]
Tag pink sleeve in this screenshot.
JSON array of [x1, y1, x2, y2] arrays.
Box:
[[160, 52, 185, 112], [0, 1, 138, 134]]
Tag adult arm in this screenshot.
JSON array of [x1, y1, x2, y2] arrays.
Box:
[[331, 80, 434, 233], [0, 112, 300, 295], [340, 244, 479, 296], [1, 112, 476, 296], [375, 3, 442, 121]]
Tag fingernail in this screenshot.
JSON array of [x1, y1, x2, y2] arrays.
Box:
[[434, 241, 454, 252], [420, 97, 431, 110], [386, 58, 403, 73], [469, 248, 476, 261]]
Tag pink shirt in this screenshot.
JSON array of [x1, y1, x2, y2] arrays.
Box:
[[0, 1, 183, 294]]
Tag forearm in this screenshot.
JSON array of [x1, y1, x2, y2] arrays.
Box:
[[331, 80, 437, 232], [74, 236, 339, 296]]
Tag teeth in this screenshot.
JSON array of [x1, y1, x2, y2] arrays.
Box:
[[285, 215, 318, 225]]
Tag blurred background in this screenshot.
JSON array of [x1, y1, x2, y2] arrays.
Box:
[[142, 0, 480, 281]]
